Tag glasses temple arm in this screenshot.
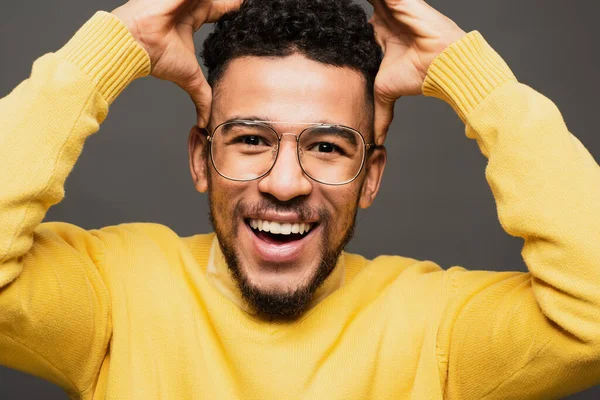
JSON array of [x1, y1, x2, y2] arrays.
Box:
[[365, 143, 384, 151]]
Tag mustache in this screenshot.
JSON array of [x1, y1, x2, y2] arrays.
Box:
[[234, 197, 328, 223]]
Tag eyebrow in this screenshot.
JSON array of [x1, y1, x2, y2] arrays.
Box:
[[219, 120, 269, 136], [223, 115, 346, 127], [218, 118, 359, 146], [306, 126, 358, 146], [224, 115, 273, 123]]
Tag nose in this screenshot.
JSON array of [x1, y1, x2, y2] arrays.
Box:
[[257, 134, 313, 201]]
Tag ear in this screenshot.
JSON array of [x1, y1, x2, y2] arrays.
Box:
[[358, 147, 387, 209], [188, 125, 210, 193]]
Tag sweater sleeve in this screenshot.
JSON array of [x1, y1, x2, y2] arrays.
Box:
[[424, 32, 600, 399], [0, 12, 149, 396]]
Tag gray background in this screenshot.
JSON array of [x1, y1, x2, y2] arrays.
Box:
[[0, 0, 598, 398]]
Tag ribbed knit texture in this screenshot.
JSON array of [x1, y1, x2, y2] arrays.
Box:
[[56, 11, 150, 104], [423, 31, 516, 122], [1, 14, 600, 399]]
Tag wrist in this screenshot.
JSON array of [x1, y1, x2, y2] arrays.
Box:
[[419, 28, 466, 84], [431, 27, 467, 65], [112, 6, 153, 66], [443, 28, 467, 51], [422, 31, 516, 121], [56, 11, 151, 104]]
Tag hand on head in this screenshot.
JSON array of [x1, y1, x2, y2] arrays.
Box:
[[113, 0, 465, 144], [112, 0, 243, 127], [367, 0, 466, 144]]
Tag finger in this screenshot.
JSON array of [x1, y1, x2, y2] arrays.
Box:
[[373, 91, 396, 145], [177, 66, 213, 128], [368, 15, 387, 51], [366, 0, 395, 24], [205, 0, 244, 23], [367, 2, 398, 52]]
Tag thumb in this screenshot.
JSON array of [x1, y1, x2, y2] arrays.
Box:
[[177, 66, 213, 128], [373, 90, 396, 145]]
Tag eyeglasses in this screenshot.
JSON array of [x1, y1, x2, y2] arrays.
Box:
[[205, 120, 379, 186]]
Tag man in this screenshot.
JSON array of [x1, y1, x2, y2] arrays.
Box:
[[0, 0, 599, 399]]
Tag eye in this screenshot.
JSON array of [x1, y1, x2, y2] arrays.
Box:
[[308, 141, 345, 156], [244, 135, 261, 146], [317, 142, 335, 153], [301, 127, 357, 158], [233, 135, 269, 146]]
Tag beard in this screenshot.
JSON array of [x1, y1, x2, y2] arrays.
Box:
[[208, 195, 357, 322]]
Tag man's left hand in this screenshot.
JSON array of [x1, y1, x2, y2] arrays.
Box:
[[368, 0, 466, 144]]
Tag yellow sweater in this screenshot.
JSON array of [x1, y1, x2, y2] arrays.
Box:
[[1, 11, 600, 400]]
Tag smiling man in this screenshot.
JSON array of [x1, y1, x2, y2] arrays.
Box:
[[1, 0, 600, 399], [191, 3, 387, 318]]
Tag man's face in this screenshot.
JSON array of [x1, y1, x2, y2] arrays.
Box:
[[189, 53, 385, 320]]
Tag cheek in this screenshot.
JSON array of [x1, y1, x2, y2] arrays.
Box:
[[323, 185, 361, 235], [208, 176, 244, 229]]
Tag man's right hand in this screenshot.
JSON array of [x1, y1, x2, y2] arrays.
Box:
[[112, 0, 242, 127]]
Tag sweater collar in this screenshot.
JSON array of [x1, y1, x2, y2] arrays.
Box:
[[206, 236, 345, 314]]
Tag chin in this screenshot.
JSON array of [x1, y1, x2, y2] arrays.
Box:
[[221, 234, 336, 321], [210, 197, 353, 320], [241, 260, 319, 295]]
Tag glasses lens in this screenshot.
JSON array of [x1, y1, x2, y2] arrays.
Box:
[[299, 125, 365, 184], [211, 121, 278, 180]]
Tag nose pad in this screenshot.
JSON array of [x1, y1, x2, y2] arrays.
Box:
[[273, 133, 300, 165], [258, 133, 312, 201], [273, 133, 302, 173]]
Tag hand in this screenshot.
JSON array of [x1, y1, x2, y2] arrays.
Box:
[[112, 0, 242, 127], [368, 0, 466, 144]]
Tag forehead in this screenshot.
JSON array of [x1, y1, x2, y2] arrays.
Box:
[[211, 54, 370, 133]]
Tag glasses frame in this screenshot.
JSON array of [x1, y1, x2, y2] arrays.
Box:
[[205, 120, 380, 186]]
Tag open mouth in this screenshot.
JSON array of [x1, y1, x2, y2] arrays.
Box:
[[246, 219, 315, 245]]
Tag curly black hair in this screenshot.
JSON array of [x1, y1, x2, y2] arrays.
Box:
[[201, 0, 382, 104]]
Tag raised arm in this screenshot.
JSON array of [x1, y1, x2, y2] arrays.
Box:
[[0, 13, 149, 394], [368, 0, 600, 398], [0, 0, 240, 394], [427, 35, 600, 398]]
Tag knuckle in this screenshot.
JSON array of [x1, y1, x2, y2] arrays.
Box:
[[180, 71, 210, 95], [374, 80, 392, 102]]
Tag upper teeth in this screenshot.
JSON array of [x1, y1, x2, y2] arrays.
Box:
[[249, 219, 313, 235]]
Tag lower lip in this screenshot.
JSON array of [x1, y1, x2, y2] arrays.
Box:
[[244, 221, 318, 264]]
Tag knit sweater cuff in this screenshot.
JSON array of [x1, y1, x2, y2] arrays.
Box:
[[56, 11, 151, 105], [422, 31, 517, 122]]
